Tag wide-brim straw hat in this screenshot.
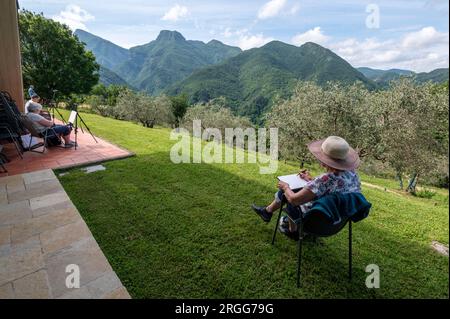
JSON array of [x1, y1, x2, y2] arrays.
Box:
[[307, 136, 360, 171]]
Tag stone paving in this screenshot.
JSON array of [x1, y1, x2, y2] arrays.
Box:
[[0, 169, 131, 299]]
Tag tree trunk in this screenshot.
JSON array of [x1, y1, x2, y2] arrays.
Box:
[[406, 173, 419, 194], [396, 171, 404, 190]]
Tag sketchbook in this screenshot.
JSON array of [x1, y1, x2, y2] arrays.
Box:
[[277, 174, 308, 190]]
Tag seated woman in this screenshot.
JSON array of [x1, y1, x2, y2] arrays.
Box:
[[26, 103, 75, 148], [252, 136, 361, 240]]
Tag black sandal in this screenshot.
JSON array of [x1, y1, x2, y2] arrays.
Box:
[[279, 223, 299, 241]]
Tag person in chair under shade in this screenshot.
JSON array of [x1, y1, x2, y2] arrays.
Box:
[[26, 103, 75, 148]]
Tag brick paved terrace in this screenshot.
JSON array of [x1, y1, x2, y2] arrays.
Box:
[[1, 120, 134, 177]]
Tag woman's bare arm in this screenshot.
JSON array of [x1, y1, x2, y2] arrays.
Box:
[[37, 118, 54, 128], [278, 181, 316, 206], [284, 187, 316, 206]]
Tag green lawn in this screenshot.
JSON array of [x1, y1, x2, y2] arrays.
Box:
[[56, 111, 449, 299]]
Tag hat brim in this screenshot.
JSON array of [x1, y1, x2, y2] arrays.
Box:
[[307, 139, 360, 171]]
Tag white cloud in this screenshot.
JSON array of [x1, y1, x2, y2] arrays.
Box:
[[401, 26, 448, 49], [290, 3, 301, 15], [329, 27, 449, 72], [258, 0, 287, 19], [222, 27, 233, 38], [292, 27, 330, 46], [161, 4, 189, 22], [238, 33, 274, 50], [52, 4, 94, 31]]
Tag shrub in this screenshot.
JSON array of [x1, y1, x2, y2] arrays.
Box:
[[413, 189, 437, 199]]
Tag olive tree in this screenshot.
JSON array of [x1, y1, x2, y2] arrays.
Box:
[[181, 97, 253, 137], [116, 90, 175, 128], [267, 81, 378, 167], [375, 79, 449, 191]]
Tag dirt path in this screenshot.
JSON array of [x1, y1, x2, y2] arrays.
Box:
[[361, 181, 404, 197]]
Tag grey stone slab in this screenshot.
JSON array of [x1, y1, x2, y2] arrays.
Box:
[[29, 191, 71, 212], [57, 286, 92, 299], [0, 201, 33, 226], [0, 226, 11, 246], [82, 165, 106, 174], [8, 180, 62, 204], [85, 271, 123, 299], [431, 241, 449, 257], [22, 170, 57, 185], [40, 219, 92, 255], [0, 283, 15, 299], [0, 246, 44, 286], [32, 200, 75, 218], [13, 270, 52, 299], [44, 237, 112, 298], [103, 286, 131, 299], [0, 190, 7, 205], [0, 175, 23, 185], [6, 178, 25, 194], [11, 207, 79, 245]]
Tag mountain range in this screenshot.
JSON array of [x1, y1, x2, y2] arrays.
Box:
[[75, 29, 242, 94], [167, 41, 376, 120], [358, 67, 449, 88], [75, 29, 449, 120]]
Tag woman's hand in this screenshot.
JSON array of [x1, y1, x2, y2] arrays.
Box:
[[277, 181, 290, 191], [299, 169, 313, 181]]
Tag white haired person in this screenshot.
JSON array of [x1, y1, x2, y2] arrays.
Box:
[[25, 92, 43, 115], [252, 136, 362, 240], [26, 103, 75, 148]]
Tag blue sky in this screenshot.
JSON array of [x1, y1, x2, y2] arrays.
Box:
[[19, 0, 449, 72]]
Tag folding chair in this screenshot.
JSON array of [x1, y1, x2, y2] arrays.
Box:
[[272, 193, 371, 288], [0, 124, 23, 159], [0, 145, 7, 173], [20, 115, 62, 154]]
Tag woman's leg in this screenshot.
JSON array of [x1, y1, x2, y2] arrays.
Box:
[[53, 125, 72, 144], [252, 190, 284, 222], [266, 200, 281, 214]]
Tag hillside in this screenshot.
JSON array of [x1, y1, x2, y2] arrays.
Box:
[[76, 30, 242, 94], [115, 30, 242, 94], [56, 110, 449, 299], [167, 41, 376, 121], [358, 67, 449, 87], [416, 68, 449, 84], [75, 29, 130, 70], [98, 66, 130, 87]]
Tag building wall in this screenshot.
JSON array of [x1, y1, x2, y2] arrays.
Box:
[[0, 0, 25, 112]]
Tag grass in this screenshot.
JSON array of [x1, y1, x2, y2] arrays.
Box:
[[55, 110, 449, 299]]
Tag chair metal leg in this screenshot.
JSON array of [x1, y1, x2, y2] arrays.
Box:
[[13, 137, 23, 159], [2, 126, 23, 159], [349, 221, 352, 281], [271, 202, 284, 245], [28, 135, 46, 154], [297, 221, 304, 288]]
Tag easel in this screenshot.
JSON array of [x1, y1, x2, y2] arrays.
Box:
[[67, 106, 98, 150], [47, 90, 67, 125]]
